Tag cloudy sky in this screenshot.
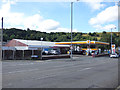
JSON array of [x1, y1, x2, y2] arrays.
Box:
[[0, 0, 118, 33]]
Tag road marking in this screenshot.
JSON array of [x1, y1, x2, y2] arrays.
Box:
[[18, 63, 34, 65], [7, 63, 35, 66], [35, 67, 92, 80], [5, 65, 92, 75], [4, 59, 115, 75], [35, 61, 45, 62], [46, 60, 52, 62], [3, 62, 45, 67], [79, 68, 91, 71], [7, 69, 39, 74]]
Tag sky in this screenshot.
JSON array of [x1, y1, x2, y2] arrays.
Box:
[[0, 0, 119, 33]]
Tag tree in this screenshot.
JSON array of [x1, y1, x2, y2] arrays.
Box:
[[2, 28, 120, 49], [102, 31, 106, 34], [91, 32, 96, 36], [88, 32, 91, 36]]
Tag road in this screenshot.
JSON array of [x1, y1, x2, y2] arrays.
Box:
[[2, 56, 118, 88]]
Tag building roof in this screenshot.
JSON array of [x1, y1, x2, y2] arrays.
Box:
[[5, 39, 70, 50], [14, 39, 55, 46]]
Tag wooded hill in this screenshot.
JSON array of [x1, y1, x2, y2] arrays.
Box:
[[3, 28, 120, 48]]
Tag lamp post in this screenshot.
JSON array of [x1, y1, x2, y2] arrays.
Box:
[[70, 1, 79, 60], [111, 27, 116, 54], [40, 38, 43, 60], [71, 2, 73, 60], [41, 38, 43, 47], [111, 28, 112, 54]]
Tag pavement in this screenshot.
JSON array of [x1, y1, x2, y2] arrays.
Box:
[[2, 56, 118, 88], [42, 54, 70, 59]]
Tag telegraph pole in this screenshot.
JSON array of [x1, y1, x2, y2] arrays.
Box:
[[1, 17, 3, 60]]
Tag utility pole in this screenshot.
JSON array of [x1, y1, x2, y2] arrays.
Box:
[[71, 2, 73, 60], [111, 27, 116, 54], [40, 38, 43, 60], [1, 17, 3, 60], [111, 28, 112, 54]]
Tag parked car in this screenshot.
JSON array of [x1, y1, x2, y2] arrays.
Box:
[[110, 53, 119, 58], [50, 50, 61, 55], [42, 50, 51, 55]]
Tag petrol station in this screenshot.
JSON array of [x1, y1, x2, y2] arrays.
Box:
[[55, 40, 110, 56]]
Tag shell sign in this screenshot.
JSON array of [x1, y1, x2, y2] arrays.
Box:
[[112, 45, 115, 48], [87, 40, 90, 44], [111, 44, 115, 54]]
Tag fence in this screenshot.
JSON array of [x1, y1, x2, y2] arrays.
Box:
[[2, 50, 42, 60]]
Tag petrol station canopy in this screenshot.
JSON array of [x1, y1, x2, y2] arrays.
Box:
[[55, 40, 109, 45]]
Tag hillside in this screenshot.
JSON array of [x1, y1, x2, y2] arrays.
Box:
[[3, 28, 120, 47]]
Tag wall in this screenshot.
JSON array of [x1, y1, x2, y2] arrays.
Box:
[[2, 50, 42, 60]]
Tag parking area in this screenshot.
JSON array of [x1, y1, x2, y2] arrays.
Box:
[[2, 56, 118, 88]]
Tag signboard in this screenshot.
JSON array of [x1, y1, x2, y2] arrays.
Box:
[[87, 40, 90, 44], [111, 44, 115, 54]]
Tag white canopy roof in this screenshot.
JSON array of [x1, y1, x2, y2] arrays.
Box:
[[14, 39, 55, 46], [13, 39, 70, 50]]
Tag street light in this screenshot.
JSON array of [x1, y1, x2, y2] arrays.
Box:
[[40, 38, 43, 59], [111, 27, 116, 54], [41, 38, 43, 48], [70, 0, 79, 60], [41, 37, 43, 51], [70, 2, 73, 60], [41, 38, 43, 41]]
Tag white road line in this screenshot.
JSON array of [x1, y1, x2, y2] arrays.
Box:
[[5, 65, 91, 75], [46, 60, 52, 62], [3, 62, 39, 67], [7, 69, 39, 74], [35, 67, 92, 80], [4, 60, 113, 75], [79, 68, 91, 71], [3, 67, 93, 81], [35, 61, 45, 62]]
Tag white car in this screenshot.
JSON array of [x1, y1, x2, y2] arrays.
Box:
[[110, 53, 119, 58], [50, 50, 61, 55], [42, 50, 51, 55]]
